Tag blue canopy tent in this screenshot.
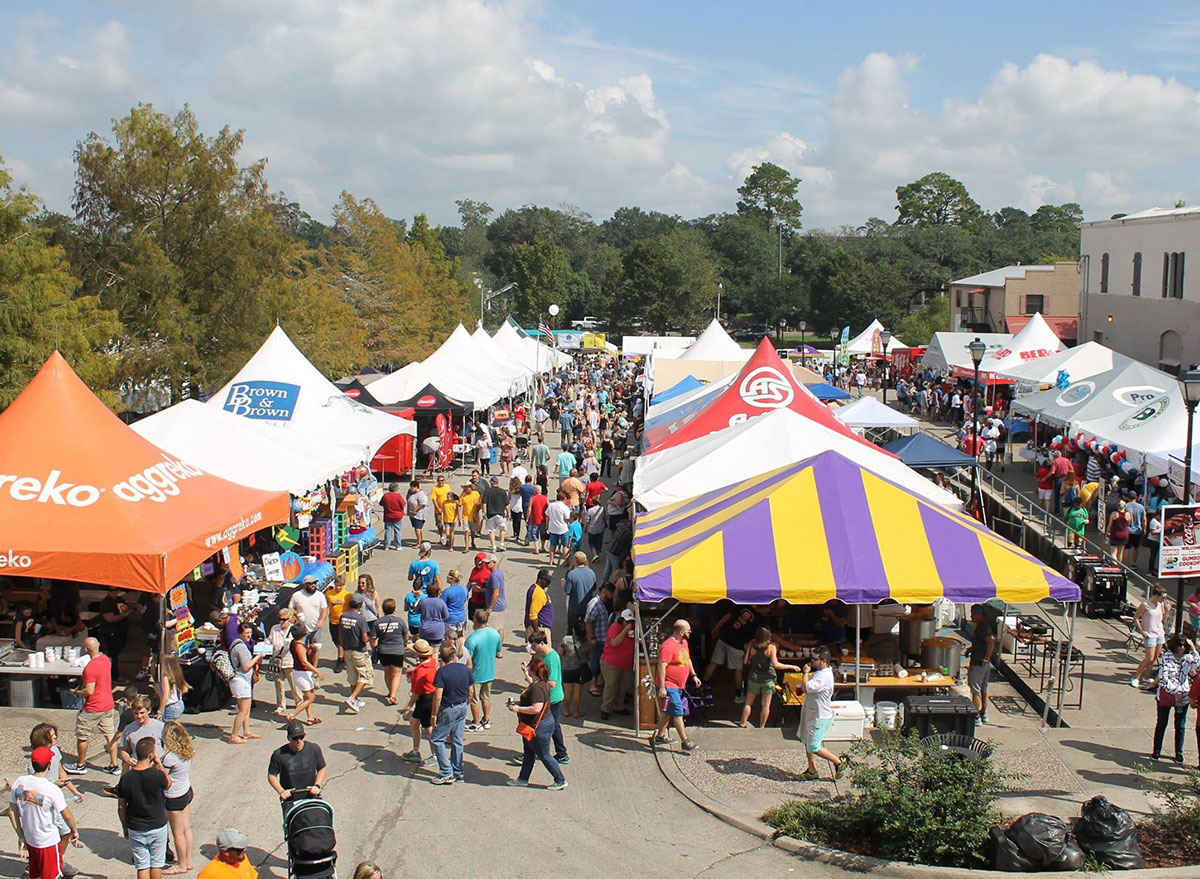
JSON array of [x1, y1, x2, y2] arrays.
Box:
[[882, 432, 977, 468], [807, 382, 851, 402], [650, 374, 703, 405]]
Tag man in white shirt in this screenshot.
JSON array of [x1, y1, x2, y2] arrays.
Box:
[[545, 490, 573, 565], [289, 576, 330, 663], [8, 746, 79, 879], [798, 650, 847, 780]]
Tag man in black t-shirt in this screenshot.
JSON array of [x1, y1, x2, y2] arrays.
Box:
[[703, 603, 763, 701], [965, 604, 997, 725], [340, 594, 377, 713], [268, 722, 327, 804], [114, 737, 169, 876], [97, 587, 132, 669]]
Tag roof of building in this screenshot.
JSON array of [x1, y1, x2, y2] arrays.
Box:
[[1082, 205, 1200, 226], [949, 264, 1057, 288]]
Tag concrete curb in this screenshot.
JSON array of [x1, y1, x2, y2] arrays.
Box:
[[650, 741, 1193, 879]]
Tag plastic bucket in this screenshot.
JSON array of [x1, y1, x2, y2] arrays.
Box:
[[876, 701, 899, 729], [863, 704, 876, 727]]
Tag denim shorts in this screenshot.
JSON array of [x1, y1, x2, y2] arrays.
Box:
[[128, 824, 169, 869], [664, 686, 686, 717], [1144, 635, 1165, 648]]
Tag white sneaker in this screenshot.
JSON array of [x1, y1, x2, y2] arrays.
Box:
[[344, 698, 360, 714], [1130, 678, 1141, 688], [354, 698, 366, 709]]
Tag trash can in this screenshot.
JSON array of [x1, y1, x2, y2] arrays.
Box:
[[902, 695, 977, 738]]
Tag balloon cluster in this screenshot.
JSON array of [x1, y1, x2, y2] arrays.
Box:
[[1048, 432, 1140, 476]]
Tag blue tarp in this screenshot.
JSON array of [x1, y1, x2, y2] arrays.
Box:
[[645, 381, 725, 431], [882, 432, 977, 468], [650, 375, 703, 405], [807, 382, 851, 401]]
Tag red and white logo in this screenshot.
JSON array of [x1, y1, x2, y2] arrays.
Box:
[[738, 366, 794, 410], [417, 395, 437, 408], [344, 388, 361, 399]]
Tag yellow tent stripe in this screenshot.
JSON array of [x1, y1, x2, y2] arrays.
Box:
[[637, 468, 783, 537], [861, 471, 943, 603], [670, 531, 727, 603], [771, 469, 837, 604], [635, 480, 785, 556], [977, 533, 1050, 604]]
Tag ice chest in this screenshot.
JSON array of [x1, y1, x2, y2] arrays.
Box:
[[902, 695, 977, 738], [826, 700, 866, 741]]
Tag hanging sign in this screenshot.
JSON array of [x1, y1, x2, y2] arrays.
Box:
[[1159, 504, 1200, 578]]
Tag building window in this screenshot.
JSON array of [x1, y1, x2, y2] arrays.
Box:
[[1132, 251, 1142, 296], [1164, 252, 1171, 297], [1173, 252, 1186, 299], [1023, 294, 1044, 314], [1100, 253, 1110, 293], [1092, 330, 1104, 344]]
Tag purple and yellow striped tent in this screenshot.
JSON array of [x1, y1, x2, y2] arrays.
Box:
[[634, 450, 1080, 606]]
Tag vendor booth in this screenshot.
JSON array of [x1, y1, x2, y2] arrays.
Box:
[[650, 375, 704, 406], [833, 397, 917, 431], [921, 332, 1011, 374], [807, 382, 851, 402], [883, 433, 978, 469], [951, 313, 1063, 383], [1001, 341, 1121, 390], [844, 320, 909, 357], [470, 323, 539, 390], [493, 320, 572, 372]]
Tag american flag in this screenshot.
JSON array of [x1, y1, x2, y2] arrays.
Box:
[[539, 320, 554, 344]]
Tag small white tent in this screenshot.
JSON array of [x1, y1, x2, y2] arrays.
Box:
[[953, 313, 1063, 381], [833, 396, 919, 431], [844, 319, 908, 356], [494, 322, 570, 371], [207, 326, 414, 463], [999, 341, 1117, 388], [633, 407, 960, 511], [921, 332, 1011, 373], [678, 320, 751, 361], [134, 400, 349, 493]]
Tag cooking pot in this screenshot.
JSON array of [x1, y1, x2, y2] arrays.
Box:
[[899, 616, 938, 658], [921, 636, 962, 679]]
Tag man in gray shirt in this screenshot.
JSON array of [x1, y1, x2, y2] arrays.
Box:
[[1125, 493, 1147, 566]]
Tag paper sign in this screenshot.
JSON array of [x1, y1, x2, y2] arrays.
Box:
[[262, 552, 284, 582]]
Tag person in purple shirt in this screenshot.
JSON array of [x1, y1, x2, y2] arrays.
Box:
[[441, 572, 469, 653]]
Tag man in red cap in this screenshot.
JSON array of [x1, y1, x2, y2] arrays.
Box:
[[8, 745, 80, 879]]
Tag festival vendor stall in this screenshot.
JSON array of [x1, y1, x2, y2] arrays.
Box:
[[379, 384, 474, 474], [807, 383, 852, 402], [493, 320, 571, 372], [335, 377, 385, 407], [883, 433, 978, 469], [646, 373, 734, 423], [1000, 341, 1121, 390], [650, 375, 704, 406], [634, 407, 962, 511], [208, 325, 415, 468], [470, 323, 539, 390], [951, 313, 1063, 384], [844, 320, 909, 357], [921, 332, 1011, 374], [631, 452, 1081, 728]]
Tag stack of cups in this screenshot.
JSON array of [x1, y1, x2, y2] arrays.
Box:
[[27, 653, 45, 668]]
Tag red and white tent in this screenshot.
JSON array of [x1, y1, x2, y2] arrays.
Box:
[[952, 313, 1063, 384], [643, 338, 887, 457]]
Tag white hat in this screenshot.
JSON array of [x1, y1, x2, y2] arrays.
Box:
[[620, 609, 635, 622]]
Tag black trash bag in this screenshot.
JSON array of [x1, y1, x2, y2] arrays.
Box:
[[1010, 813, 1069, 866], [1045, 838, 1085, 872], [990, 826, 1037, 872], [1075, 795, 1145, 870]]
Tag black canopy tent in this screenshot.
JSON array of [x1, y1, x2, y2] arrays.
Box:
[[392, 383, 474, 416], [335, 377, 385, 408]]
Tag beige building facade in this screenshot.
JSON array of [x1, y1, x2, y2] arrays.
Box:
[[948, 262, 1079, 343]]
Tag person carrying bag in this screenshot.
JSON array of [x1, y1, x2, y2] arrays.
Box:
[[506, 657, 566, 790]]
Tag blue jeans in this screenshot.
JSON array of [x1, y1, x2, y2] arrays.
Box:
[[520, 716, 564, 784], [384, 520, 402, 550], [550, 700, 567, 759], [589, 642, 603, 679], [431, 702, 467, 779], [128, 823, 170, 870]]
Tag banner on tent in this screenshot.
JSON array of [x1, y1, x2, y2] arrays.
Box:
[[1159, 504, 1200, 578], [222, 380, 301, 421], [581, 332, 607, 349], [436, 413, 453, 469], [556, 331, 583, 350]]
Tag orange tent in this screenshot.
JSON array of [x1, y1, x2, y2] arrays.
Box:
[[0, 353, 290, 594]]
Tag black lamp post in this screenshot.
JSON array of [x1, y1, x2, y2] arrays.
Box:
[[880, 329, 892, 406], [800, 320, 808, 368], [968, 337, 987, 516], [1173, 365, 1200, 633]]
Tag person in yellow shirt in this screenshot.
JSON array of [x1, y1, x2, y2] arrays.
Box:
[[429, 475, 452, 543], [458, 483, 482, 551], [442, 492, 461, 551], [324, 576, 353, 674], [197, 828, 257, 879]]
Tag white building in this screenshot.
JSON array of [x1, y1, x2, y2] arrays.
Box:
[[1080, 206, 1198, 374]]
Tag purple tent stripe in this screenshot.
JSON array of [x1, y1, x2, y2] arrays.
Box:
[[635, 567, 673, 601], [636, 460, 808, 544], [1044, 568, 1082, 602], [814, 456, 890, 604], [720, 498, 782, 602], [635, 528, 720, 568], [918, 503, 997, 603]]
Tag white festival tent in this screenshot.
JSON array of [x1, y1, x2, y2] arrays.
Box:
[[952, 313, 1063, 382], [623, 336, 695, 358], [426, 324, 531, 396], [1001, 341, 1121, 389], [678, 320, 752, 362], [633, 407, 962, 511], [1009, 356, 1166, 429], [133, 400, 350, 494], [493, 322, 571, 371], [921, 332, 1011, 373], [833, 396, 920, 431], [370, 325, 513, 408], [470, 324, 538, 388], [844, 319, 909, 356], [207, 325, 415, 465]]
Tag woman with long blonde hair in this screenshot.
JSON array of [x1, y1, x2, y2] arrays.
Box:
[[157, 654, 190, 722], [162, 721, 195, 874]]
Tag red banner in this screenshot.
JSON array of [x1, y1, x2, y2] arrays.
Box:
[[436, 413, 453, 469]]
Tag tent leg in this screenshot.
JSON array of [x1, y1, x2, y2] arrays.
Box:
[[1056, 603, 1077, 726], [854, 621, 862, 706], [633, 600, 643, 739]]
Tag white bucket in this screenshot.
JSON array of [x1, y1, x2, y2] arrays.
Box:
[[876, 701, 900, 729], [864, 704, 876, 727]]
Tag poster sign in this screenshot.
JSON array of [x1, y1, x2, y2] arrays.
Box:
[[1158, 504, 1200, 578], [262, 551, 284, 582], [1096, 490, 1107, 542], [556, 331, 583, 350], [581, 332, 607, 349], [222, 380, 301, 421], [175, 608, 195, 656], [436, 413, 453, 469]]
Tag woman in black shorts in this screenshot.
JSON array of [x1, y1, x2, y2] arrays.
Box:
[[162, 721, 194, 874], [375, 598, 411, 705]]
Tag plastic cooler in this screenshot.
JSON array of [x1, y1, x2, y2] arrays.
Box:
[[826, 700, 867, 741], [902, 695, 978, 738]]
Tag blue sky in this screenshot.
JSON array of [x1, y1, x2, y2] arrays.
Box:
[[3, 1, 1200, 229]]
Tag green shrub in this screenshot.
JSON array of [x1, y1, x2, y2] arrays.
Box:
[[1141, 764, 1200, 858], [763, 731, 1016, 868]]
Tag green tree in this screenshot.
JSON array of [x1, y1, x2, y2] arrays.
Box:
[[598, 207, 679, 250], [737, 162, 803, 231], [896, 296, 950, 346], [895, 172, 982, 227], [0, 163, 122, 406], [616, 228, 719, 333], [507, 240, 572, 320]]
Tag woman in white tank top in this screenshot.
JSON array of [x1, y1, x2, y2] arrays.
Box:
[[1133, 587, 1171, 687]]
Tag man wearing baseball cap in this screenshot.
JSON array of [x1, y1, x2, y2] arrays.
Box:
[[8, 745, 79, 879], [482, 475, 509, 553], [197, 829, 255, 879], [267, 722, 326, 809], [340, 593, 377, 713]]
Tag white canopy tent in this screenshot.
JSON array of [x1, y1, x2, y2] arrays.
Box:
[[833, 396, 919, 431], [844, 319, 909, 356], [471, 324, 538, 386], [134, 400, 349, 493], [426, 324, 530, 396], [678, 320, 751, 361], [921, 332, 1011, 373], [368, 360, 491, 409], [623, 336, 695, 358], [1009, 357, 1169, 429], [952, 313, 1063, 382], [207, 326, 414, 464], [1002, 341, 1121, 389], [633, 407, 961, 511], [493, 322, 571, 371]]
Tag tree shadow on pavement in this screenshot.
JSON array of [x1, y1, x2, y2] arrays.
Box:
[[706, 756, 801, 783], [1058, 738, 1144, 770]]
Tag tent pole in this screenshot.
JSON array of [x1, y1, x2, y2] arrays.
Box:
[[1056, 602, 1077, 727], [633, 599, 643, 739], [854, 612, 862, 705]]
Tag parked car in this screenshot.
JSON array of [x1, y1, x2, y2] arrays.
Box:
[[571, 316, 601, 330]]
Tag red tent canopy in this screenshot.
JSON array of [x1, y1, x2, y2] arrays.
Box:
[[645, 339, 891, 457], [0, 353, 290, 594]]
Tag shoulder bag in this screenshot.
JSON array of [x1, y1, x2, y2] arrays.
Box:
[[516, 698, 549, 741]]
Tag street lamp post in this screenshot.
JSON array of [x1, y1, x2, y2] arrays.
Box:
[[799, 320, 807, 368], [716, 282, 723, 320], [880, 329, 892, 406], [1173, 365, 1200, 633], [968, 337, 987, 518]]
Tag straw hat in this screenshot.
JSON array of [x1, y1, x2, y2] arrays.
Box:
[[412, 639, 434, 657]]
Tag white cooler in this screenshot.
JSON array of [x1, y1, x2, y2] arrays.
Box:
[[826, 700, 866, 741]]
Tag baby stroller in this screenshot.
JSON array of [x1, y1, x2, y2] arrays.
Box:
[[283, 794, 337, 879]]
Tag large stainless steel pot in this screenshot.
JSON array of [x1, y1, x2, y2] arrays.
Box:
[[921, 636, 962, 679], [899, 616, 937, 658]]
